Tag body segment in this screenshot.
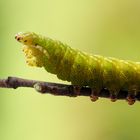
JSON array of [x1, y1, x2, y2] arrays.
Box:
[[15, 32, 140, 104]]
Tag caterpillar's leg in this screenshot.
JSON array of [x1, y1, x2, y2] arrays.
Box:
[[109, 89, 118, 102], [126, 90, 136, 105], [90, 89, 99, 102], [73, 85, 81, 96]]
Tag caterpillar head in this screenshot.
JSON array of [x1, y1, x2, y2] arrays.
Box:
[[15, 32, 49, 67], [15, 32, 40, 46]]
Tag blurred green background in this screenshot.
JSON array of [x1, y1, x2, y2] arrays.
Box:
[[0, 0, 140, 140]]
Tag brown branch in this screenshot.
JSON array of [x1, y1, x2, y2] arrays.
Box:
[[0, 76, 140, 103]]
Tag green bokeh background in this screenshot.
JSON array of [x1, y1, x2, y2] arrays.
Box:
[[0, 0, 140, 140]]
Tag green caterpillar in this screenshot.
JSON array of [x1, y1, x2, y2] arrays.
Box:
[[15, 32, 140, 105]]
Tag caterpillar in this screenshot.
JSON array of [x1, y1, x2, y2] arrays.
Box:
[[15, 32, 140, 105]]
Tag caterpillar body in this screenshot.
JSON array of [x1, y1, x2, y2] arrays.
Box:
[[15, 32, 140, 105]]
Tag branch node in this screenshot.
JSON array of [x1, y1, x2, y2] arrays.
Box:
[[34, 83, 48, 93]]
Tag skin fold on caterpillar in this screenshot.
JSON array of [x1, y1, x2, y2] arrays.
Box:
[[15, 32, 140, 105]]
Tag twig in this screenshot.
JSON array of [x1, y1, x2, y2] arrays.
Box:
[[0, 76, 140, 102]]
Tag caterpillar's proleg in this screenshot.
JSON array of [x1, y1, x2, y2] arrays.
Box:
[[126, 90, 136, 105], [90, 89, 99, 102], [109, 90, 119, 102]]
